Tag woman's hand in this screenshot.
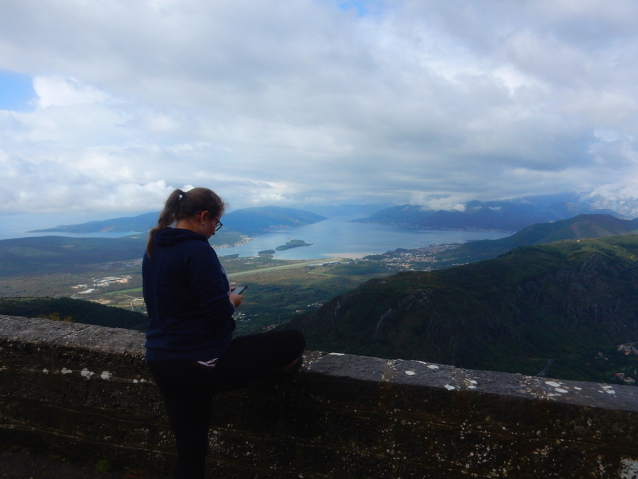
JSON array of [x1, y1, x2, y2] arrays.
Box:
[[229, 293, 243, 307]]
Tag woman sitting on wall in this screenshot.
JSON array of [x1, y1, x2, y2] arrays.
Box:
[[143, 187, 305, 479]]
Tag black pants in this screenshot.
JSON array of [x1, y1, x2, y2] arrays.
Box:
[[147, 330, 305, 479]]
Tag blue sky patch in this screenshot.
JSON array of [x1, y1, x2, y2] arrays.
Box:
[[0, 71, 36, 112], [337, 0, 383, 17]]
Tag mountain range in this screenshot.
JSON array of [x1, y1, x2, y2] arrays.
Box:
[[30, 206, 327, 236], [26, 192, 636, 237], [357, 198, 626, 232], [291, 233, 638, 380]]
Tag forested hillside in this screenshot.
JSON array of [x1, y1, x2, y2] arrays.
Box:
[[0, 297, 147, 331], [291, 234, 638, 383], [421, 214, 638, 268]]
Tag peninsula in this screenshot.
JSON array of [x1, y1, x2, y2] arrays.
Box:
[[275, 239, 312, 251]]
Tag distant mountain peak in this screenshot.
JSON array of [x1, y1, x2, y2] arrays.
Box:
[[357, 197, 627, 232], [30, 207, 326, 236]]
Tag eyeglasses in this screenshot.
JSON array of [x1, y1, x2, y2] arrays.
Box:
[[215, 221, 223, 232]]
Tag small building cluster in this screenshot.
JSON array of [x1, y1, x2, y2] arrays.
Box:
[[618, 343, 638, 356], [71, 275, 132, 296]]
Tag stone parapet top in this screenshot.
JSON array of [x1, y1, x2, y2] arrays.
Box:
[[3, 314, 638, 413], [0, 314, 145, 354], [0, 314, 148, 381]]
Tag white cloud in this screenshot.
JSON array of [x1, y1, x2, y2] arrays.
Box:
[[408, 193, 469, 212], [0, 0, 637, 214], [33, 76, 110, 108]]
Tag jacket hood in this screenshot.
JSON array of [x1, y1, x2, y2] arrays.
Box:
[[154, 228, 208, 247]]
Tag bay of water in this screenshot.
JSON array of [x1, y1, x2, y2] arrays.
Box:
[[0, 213, 145, 240], [0, 215, 511, 259], [217, 219, 510, 260]]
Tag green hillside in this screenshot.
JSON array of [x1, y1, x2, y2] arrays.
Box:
[[0, 297, 147, 331], [0, 231, 245, 276], [291, 234, 638, 383], [0, 236, 148, 276], [403, 214, 638, 269]]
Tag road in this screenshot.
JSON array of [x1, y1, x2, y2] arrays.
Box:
[[227, 259, 343, 278]]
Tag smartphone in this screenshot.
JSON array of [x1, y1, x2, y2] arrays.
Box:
[[232, 285, 247, 295]]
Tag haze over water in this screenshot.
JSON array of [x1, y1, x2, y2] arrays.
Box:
[[0, 215, 510, 259], [217, 218, 509, 260]]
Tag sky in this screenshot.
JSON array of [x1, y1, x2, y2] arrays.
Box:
[[1, 0, 638, 218]]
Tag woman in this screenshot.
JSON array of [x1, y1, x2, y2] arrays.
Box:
[[143, 187, 305, 479]]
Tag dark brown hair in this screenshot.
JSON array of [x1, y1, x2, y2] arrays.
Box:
[[146, 187, 226, 258]]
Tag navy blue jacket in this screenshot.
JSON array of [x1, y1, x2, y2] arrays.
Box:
[[143, 228, 236, 361]]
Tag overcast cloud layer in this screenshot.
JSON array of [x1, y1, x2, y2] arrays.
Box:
[[1, 0, 638, 214]]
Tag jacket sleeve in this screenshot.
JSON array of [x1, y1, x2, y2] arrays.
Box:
[[187, 243, 235, 323]]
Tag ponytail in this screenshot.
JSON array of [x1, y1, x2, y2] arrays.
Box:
[[146, 188, 226, 258]]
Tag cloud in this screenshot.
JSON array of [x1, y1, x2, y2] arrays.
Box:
[[33, 76, 110, 108], [0, 0, 637, 214]]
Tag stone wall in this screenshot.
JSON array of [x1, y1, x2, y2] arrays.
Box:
[[2, 315, 638, 478]]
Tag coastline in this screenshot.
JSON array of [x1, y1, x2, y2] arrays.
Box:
[[323, 252, 372, 259], [214, 234, 252, 249]]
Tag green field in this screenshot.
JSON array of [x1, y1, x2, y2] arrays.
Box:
[[0, 254, 402, 335]]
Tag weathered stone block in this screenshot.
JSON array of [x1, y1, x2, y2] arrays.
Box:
[[522, 375, 638, 413], [231, 393, 288, 437], [208, 391, 244, 429], [205, 459, 252, 479], [0, 399, 35, 426], [0, 427, 52, 453], [0, 315, 88, 347], [516, 439, 616, 478], [298, 443, 340, 476], [118, 420, 154, 449], [391, 418, 436, 461], [30, 404, 69, 434], [157, 424, 176, 451], [337, 450, 395, 479], [323, 409, 389, 452], [396, 460, 470, 479], [0, 340, 53, 371], [251, 471, 283, 479], [390, 385, 460, 421], [303, 353, 386, 408], [83, 378, 164, 419], [0, 369, 88, 404], [209, 431, 261, 466], [261, 438, 297, 472], [449, 389, 540, 432], [74, 411, 118, 443], [426, 428, 518, 475], [280, 403, 327, 441], [50, 333, 148, 381]]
